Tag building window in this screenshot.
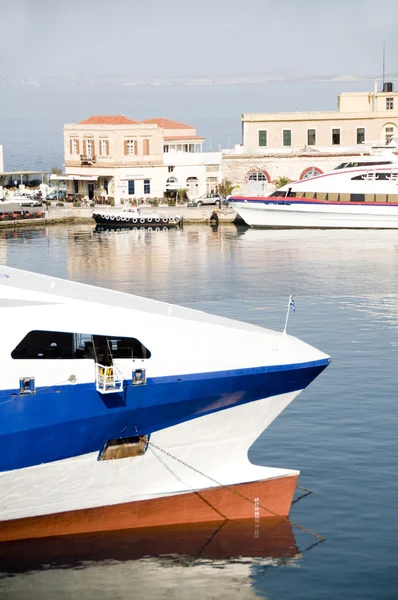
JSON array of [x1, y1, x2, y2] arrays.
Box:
[[386, 98, 394, 110], [128, 180, 135, 195], [143, 139, 150, 156], [71, 139, 79, 155], [168, 166, 174, 173], [283, 130, 291, 147], [144, 179, 150, 194], [258, 130, 267, 147], [248, 171, 268, 181], [332, 129, 341, 145], [163, 145, 169, 153], [73, 179, 79, 194], [356, 128, 365, 144], [100, 139, 108, 156], [385, 126, 394, 144], [86, 139, 93, 157], [125, 140, 136, 155], [189, 144, 195, 152], [307, 129, 316, 146]]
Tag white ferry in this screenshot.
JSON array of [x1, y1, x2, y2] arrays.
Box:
[[0, 267, 330, 542], [229, 152, 398, 228]]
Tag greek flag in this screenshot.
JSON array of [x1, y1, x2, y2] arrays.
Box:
[[289, 296, 296, 312]]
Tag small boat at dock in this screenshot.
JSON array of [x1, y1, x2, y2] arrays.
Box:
[[92, 204, 183, 228]]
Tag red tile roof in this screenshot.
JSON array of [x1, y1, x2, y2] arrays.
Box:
[[79, 115, 139, 125], [142, 118, 193, 129]]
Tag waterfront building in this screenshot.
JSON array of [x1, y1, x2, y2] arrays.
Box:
[[222, 82, 398, 194], [62, 116, 221, 204]]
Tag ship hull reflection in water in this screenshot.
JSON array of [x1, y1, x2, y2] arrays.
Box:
[[0, 517, 299, 575]]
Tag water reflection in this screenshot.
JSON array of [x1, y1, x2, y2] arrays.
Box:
[[0, 518, 299, 600]]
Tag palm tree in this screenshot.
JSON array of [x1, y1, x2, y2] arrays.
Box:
[[218, 179, 237, 197], [177, 188, 188, 205], [272, 176, 291, 189]]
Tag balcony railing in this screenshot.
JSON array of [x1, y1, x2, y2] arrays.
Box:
[[80, 154, 97, 165]]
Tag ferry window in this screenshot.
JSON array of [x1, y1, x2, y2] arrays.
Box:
[[283, 130, 291, 147], [270, 191, 286, 197], [317, 192, 327, 200], [307, 129, 316, 146], [386, 98, 394, 110], [304, 192, 315, 198], [340, 193, 350, 202], [365, 194, 375, 202], [376, 194, 387, 203], [258, 130, 268, 147], [350, 194, 365, 202], [334, 163, 347, 170], [357, 128, 365, 144], [128, 180, 135, 195], [11, 331, 151, 360], [328, 193, 339, 202], [332, 129, 341, 145]]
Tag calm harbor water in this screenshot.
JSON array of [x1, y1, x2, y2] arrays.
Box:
[[1, 224, 398, 599]]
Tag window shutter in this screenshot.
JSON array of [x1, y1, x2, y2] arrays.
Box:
[[69, 138, 73, 154], [134, 140, 138, 155], [76, 140, 80, 155], [83, 139, 87, 155], [91, 139, 95, 157], [106, 140, 109, 155], [124, 140, 128, 155], [143, 139, 149, 155]]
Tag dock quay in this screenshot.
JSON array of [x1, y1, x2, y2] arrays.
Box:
[[0, 204, 238, 229]]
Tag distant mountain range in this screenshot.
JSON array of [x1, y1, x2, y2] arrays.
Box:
[[1, 72, 398, 88]]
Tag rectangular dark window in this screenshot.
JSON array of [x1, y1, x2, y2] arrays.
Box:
[[163, 145, 169, 153], [332, 129, 341, 145], [144, 179, 150, 194], [283, 130, 291, 146], [307, 129, 316, 146], [258, 130, 267, 147], [128, 180, 135, 195], [73, 179, 79, 194], [386, 98, 394, 110], [350, 193, 365, 202], [168, 166, 174, 173], [356, 128, 365, 144]]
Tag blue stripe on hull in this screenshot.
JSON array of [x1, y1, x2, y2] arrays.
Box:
[[0, 360, 328, 472]]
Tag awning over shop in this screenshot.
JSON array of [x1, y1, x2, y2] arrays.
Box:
[[50, 174, 98, 181]]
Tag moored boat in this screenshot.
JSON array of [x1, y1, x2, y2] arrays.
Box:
[[0, 267, 330, 542], [92, 204, 183, 228], [229, 152, 398, 228]]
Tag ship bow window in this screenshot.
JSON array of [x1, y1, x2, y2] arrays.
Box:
[[350, 194, 365, 202], [11, 331, 151, 360]]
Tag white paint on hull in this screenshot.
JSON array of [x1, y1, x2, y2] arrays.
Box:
[[233, 201, 398, 229], [0, 390, 300, 522]]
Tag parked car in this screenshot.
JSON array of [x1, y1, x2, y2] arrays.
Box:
[[18, 198, 43, 207], [194, 193, 225, 207], [46, 189, 67, 201]]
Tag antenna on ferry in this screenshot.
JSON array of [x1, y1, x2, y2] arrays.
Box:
[[382, 40, 386, 87]]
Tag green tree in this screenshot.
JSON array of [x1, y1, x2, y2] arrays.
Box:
[[218, 179, 237, 197], [50, 167, 63, 201], [177, 188, 188, 204], [272, 176, 291, 189]]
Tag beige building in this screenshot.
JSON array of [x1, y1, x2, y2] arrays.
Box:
[[222, 82, 398, 192], [62, 115, 221, 203], [242, 82, 398, 153]]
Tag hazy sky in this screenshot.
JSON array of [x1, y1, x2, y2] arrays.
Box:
[[1, 0, 397, 79]]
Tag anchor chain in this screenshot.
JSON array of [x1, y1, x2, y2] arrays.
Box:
[[147, 440, 325, 542]]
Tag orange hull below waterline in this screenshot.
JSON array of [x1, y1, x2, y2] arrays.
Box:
[[0, 474, 298, 543]]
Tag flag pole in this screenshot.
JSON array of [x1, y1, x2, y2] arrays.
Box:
[[283, 295, 292, 335]]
